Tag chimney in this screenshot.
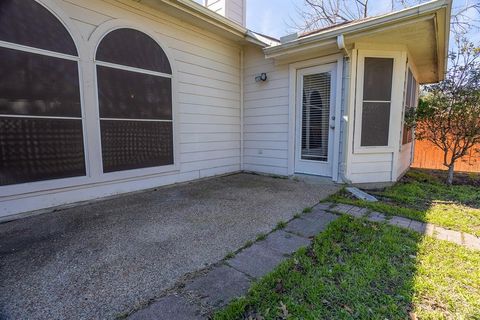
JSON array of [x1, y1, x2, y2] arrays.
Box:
[[205, 0, 246, 27]]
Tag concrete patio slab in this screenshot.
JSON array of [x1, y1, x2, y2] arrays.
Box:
[[128, 295, 201, 320], [184, 265, 251, 308], [0, 173, 339, 320], [226, 243, 286, 278]]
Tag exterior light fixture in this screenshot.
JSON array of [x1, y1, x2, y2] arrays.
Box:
[[255, 72, 267, 82]]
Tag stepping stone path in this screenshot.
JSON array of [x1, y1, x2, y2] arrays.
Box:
[[128, 202, 480, 319], [330, 203, 480, 250]]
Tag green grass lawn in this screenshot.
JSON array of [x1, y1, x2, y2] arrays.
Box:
[[328, 169, 480, 236], [214, 217, 480, 320]]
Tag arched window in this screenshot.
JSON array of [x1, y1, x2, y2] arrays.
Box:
[[96, 28, 173, 173], [0, 0, 84, 186]]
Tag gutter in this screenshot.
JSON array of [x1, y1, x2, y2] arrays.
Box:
[[337, 34, 349, 58], [264, 0, 450, 58]]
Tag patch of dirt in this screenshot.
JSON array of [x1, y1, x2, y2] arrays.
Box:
[[406, 169, 480, 187]]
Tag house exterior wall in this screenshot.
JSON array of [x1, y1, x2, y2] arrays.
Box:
[[0, 0, 242, 218], [243, 46, 345, 180], [396, 55, 420, 179], [242, 45, 290, 176], [344, 46, 410, 184], [205, 0, 246, 27]]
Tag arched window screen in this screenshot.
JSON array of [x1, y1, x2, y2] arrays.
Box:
[[0, 1, 85, 186], [96, 28, 171, 74], [96, 29, 173, 173], [0, 0, 77, 55]]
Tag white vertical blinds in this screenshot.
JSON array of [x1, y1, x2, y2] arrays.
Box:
[[301, 72, 331, 162]]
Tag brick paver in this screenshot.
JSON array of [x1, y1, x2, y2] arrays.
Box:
[[331, 204, 480, 251]]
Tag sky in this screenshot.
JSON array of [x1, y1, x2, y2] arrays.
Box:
[[194, 0, 480, 44]]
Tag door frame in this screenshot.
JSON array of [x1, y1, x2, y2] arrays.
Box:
[[288, 53, 344, 181], [295, 63, 336, 177]]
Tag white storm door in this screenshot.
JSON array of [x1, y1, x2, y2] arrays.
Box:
[[294, 64, 336, 176]]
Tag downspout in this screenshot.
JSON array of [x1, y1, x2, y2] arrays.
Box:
[[337, 34, 352, 184], [337, 34, 350, 58], [240, 47, 244, 171]]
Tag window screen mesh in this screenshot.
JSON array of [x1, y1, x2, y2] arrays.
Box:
[[363, 58, 393, 101], [0, 47, 81, 117], [97, 66, 172, 120], [100, 120, 173, 173], [97, 29, 174, 173], [360, 57, 394, 147], [0, 0, 77, 55], [0, 118, 85, 185], [301, 72, 331, 161], [361, 102, 391, 146], [96, 28, 172, 74], [0, 1, 84, 186]]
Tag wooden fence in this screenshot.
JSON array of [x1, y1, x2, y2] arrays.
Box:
[[412, 140, 480, 173]]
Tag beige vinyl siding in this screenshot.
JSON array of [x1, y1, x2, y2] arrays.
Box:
[[397, 143, 413, 178], [206, 0, 225, 14], [225, 0, 245, 25], [349, 153, 393, 183], [62, 0, 242, 174], [0, 0, 243, 217], [243, 45, 289, 176], [206, 0, 245, 26]]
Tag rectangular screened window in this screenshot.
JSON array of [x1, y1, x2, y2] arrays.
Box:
[[0, 117, 85, 185], [0, 47, 85, 186], [100, 120, 173, 173], [0, 47, 81, 117], [402, 69, 417, 144], [96, 66, 173, 173], [97, 66, 172, 120], [360, 57, 394, 147]]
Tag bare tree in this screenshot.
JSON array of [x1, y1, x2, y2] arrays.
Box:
[[291, 0, 370, 32], [292, 0, 480, 35], [414, 38, 480, 185]]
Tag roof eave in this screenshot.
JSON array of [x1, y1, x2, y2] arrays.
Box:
[[136, 0, 247, 40], [264, 0, 451, 61]]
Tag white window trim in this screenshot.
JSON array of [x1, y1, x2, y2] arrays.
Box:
[[353, 50, 406, 154], [0, 18, 180, 198], [92, 26, 178, 180], [0, 33, 93, 196]]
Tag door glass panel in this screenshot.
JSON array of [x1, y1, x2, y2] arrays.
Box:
[[301, 72, 330, 161]]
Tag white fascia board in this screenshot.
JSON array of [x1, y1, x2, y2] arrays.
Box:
[[264, 0, 450, 58]]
